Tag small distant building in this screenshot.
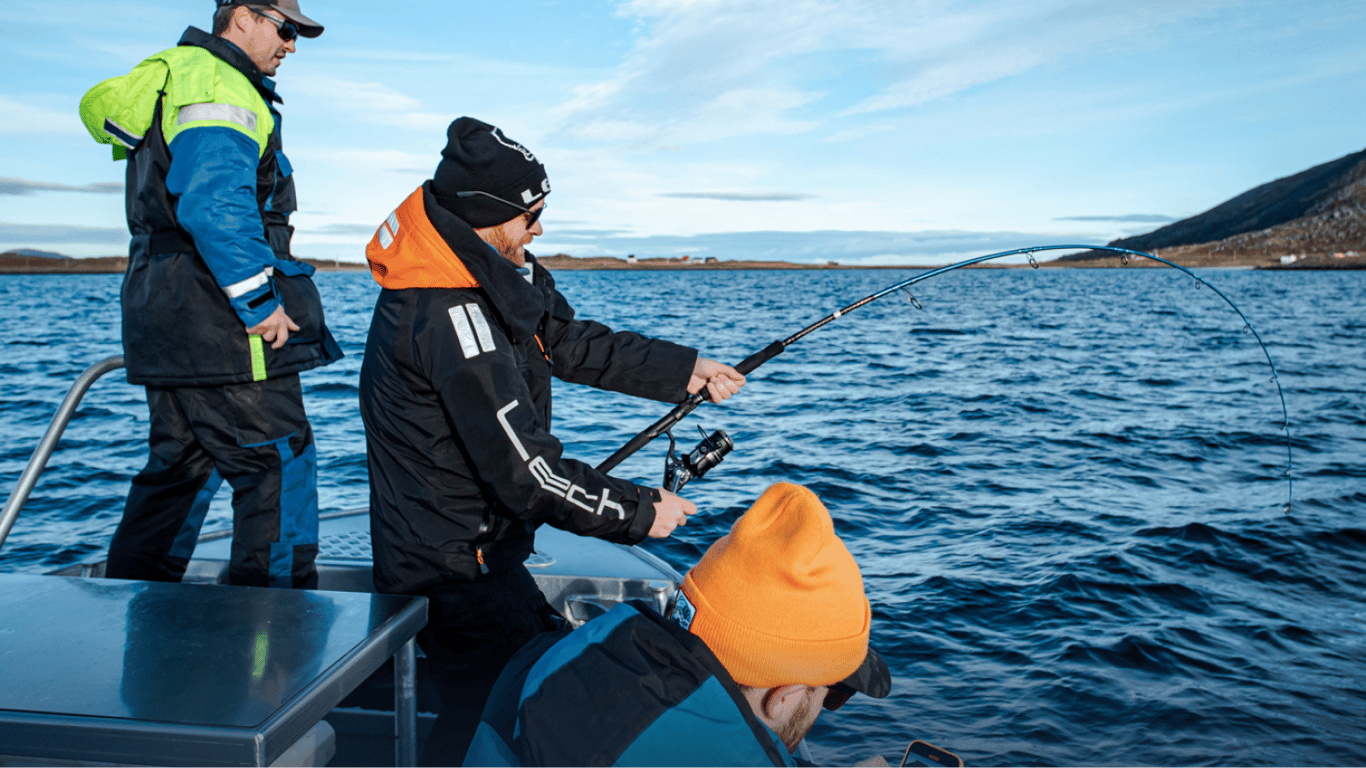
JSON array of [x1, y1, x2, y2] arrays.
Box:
[[1280, 254, 1298, 264], [678, 255, 690, 263], [626, 254, 638, 264], [703, 257, 718, 264]]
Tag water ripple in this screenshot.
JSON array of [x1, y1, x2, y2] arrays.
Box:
[[1, 269, 1364, 766]]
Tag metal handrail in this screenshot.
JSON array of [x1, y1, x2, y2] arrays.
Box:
[[0, 355, 126, 551]]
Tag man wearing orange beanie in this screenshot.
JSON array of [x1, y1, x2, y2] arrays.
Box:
[[463, 482, 891, 766]]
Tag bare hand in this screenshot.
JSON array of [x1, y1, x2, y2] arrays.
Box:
[[647, 489, 697, 538], [687, 357, 746, 402], [246, 304, 300, 350]]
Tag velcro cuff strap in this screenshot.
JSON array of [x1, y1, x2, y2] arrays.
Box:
[[224, 266, 275, 299], [177, 102, 258, 132]]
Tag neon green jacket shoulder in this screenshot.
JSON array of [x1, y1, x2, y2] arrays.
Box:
[[80, 45, 274, 161]]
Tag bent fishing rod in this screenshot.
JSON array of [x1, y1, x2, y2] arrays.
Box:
[[596, 244, 1294, 509]]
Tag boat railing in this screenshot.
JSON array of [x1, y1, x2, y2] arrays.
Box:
[[0, 355, 126, 552]]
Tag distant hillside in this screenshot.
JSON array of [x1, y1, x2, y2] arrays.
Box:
[[0, 252, 365, 274], [537, 254, 881, 270], [0, 252, 126, 273], [1060, 148, 1366, 267]]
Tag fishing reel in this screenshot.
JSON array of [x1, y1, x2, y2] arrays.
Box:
[[663, 426, 734, 493]]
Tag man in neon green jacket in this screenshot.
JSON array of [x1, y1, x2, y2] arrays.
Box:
[[79, 1, 341, 589]]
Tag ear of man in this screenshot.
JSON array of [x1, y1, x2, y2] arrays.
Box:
[[760, 684, 816, 724], [230, 6, 255, 33], [215, 5, 254, 43], [742, 683, 824, 753]]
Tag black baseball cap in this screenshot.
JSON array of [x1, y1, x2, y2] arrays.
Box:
[[823, 647, 891, 710]]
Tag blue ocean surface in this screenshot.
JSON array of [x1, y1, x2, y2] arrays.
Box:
[[1, 266, 1363, 766]]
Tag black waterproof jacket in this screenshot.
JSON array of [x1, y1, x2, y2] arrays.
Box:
[[359, 185, 697, 594], [109, 28, 341, 385]]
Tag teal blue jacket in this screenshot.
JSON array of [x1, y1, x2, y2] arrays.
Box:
[[464, 603, 798, 767]]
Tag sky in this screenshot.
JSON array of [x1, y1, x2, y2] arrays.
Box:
[[2, 0, 1364, 265]]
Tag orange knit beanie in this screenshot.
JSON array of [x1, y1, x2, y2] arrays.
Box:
[[672, 483, 871, 689]]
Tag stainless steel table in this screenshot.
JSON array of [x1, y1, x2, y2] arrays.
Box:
[[0, 574, 426, 766]]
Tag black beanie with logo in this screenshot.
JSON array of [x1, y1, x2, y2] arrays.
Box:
[[430, 117, 550, 228]]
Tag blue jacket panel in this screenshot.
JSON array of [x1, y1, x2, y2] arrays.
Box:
[[465, 603, 796, 767], [167, 126, 279, 328]]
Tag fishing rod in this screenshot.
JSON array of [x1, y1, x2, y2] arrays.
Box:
[[596, 244, 1295, 509]]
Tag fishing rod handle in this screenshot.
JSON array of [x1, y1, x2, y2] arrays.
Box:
[[735, 340, 785, 376], [595, 341, 787, 474], [596, 396, 702, 473]]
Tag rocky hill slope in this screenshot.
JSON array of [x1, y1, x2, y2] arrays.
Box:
[[1060, 148, 1366, 268]]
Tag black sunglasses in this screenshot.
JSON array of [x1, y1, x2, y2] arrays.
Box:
[[251, 8, 299, 42], [454, 190, 546, 228]]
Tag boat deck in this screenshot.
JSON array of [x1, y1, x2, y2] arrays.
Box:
[[28, 510, 685, 766], [54, 509, 682, 624]]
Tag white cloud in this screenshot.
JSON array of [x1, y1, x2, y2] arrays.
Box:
[[843, 49, 1046, 116], [556, 84, 820, 145], [0, 177, 121, 195], [4, 0, 1358, 262], [287, 147, 437, 187], [0, 95, 85, 135], [548, 0, 831, 143], [660, 192, 815, 202], [823, 124, 894, 143], [0, 222, 127, 244], [283, 147, 437, 253], [548, 0, 1239, 144], [287, 75, 452, 132]]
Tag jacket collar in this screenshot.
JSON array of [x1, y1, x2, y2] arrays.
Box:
[[177, 26, 283, 104], [421, 183, 545, 342]]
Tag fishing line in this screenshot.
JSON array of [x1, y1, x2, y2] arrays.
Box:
[[596, 244, 1294, 511]]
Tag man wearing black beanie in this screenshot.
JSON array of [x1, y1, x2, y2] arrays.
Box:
[[359, 117, 746, 765]]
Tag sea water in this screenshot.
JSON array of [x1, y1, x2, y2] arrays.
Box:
[[1, 267, 1363, 765]]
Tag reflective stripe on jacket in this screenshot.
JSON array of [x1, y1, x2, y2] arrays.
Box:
[[465, 603, 798, 767], [79, 27, 341, 385], [358, 184, 697, 593]]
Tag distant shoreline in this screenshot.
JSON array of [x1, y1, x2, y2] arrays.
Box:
[[2, 251, 1363, 275], [0, 253, 934, 274], [0, 255, 373, 275]]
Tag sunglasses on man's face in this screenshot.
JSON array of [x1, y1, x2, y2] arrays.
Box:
[[252, 8, 299, 42], [454, 190, 546, 229]]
